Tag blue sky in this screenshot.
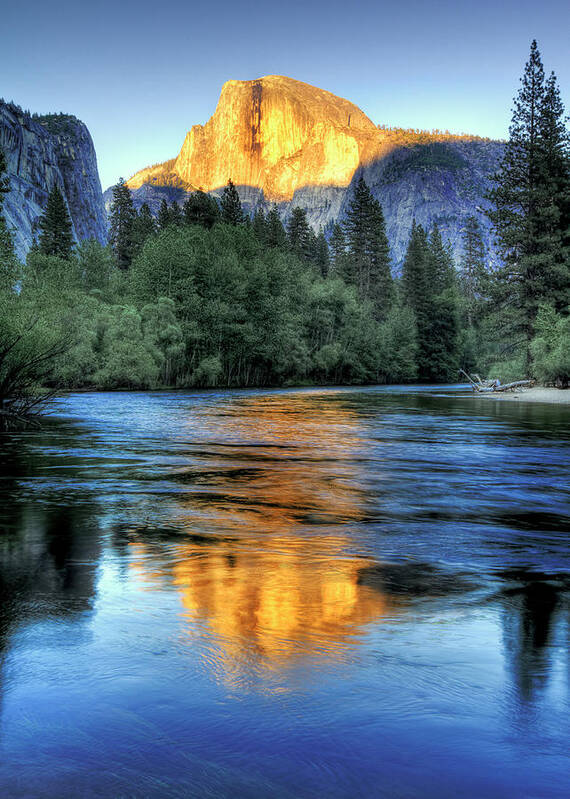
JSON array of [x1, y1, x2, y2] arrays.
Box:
[[2, 0, 568, 189]]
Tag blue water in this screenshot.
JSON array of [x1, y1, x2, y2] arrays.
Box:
[[0, 386, 568, 798]]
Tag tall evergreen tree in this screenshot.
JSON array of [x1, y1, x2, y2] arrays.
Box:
[[169, 201, 183, 226], [252, 208, 267, 242], [403, 222, 457, 381], [329, 223, 346, 275], [460, 215, 488, 326], [0, 144, 17, 289], [220, 180, 244, 225], [0, 145, 13, 262], [158, 198, 171, 231], [425, 224, 459, 380], [287, 207, 313, 261], [487, 40, 570, 368], [343, 175, 392, 316], [132, 202, 156, 258], [265, 205, 287, 249], [109, 178, 136, 270], [183, 190, 220, 229], [38, 184, 73, 259], [315, 230, 330, 277]]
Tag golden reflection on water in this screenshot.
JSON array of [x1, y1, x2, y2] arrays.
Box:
[[128, 538, 402, 688], [127, 393, 398, 688]]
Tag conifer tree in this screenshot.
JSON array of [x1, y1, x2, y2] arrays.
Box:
[[132, 202, 156, 258], [252, 208, 267, 242], [38, 183, 73, 259], [366, 198, 393, 317], [425, 224, 459, 380], [343, 175, 392, 316], [109, 178, 136, 270], [265, 206, 287, 249], [460, 215, 488, 326], [158, 198, 171, 230], [220, 180, 244, 225], [402, 222, 434, 380], [487, 40, 570, 368], [0, 145, 17, 289], [183, 190, 220, 229], [287, 207, 313, 261], [0, 145, 13, 262], [315, 230, 330, 277], [329, 223, 346, 275], [169, 201, 183, 226]]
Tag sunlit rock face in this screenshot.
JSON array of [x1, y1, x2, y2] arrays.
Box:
[[0, 101, 107, 260], [123, 75, 504, 266], [129, 76, 380, 201]]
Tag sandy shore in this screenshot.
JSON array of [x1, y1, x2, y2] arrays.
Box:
[[471, 386, 570, 404]]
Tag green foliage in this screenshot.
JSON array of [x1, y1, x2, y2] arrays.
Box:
[[0, 144, 18, 290], [486, 40, 570, 370], [183, 191, 220, 229], [265, 206, 287, 248], [220, 180, 244, 226], [342, 175, 392, 318], [287, 207, 315, 263], [109, 178, 136, 270], [402, 222, 459, 381], [382, 143, 467, 182], [530, 305, 570, 385], [38, 184, 73, 259]]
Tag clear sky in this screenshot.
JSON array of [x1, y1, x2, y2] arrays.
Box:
[[2, 0, 568, 189]]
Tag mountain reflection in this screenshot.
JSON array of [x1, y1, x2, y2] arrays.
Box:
[[127, 536, 403, 686]]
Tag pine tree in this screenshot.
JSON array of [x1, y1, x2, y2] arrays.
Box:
[[0, 145, 13, 262], [343, 175, 392, 316], [315, 230, 330, 277], [366, 198, 393, 317], [287, 207, 313, 261], [265, 206, 287, 248], [220, 180, 244, 225], [109, 178, 136, 270], [460, 215, 488, 326], [158, 198, 171, 230], [252, 208, 267, 242], [402, 222, 432, 380], [537, 71, 570, 305], [38, 183, 73, 259], [343, 175, 369, 288], [132, 202, 156, 258], [329, 223, 346, 275], [169, 201, 183, 226], [425, 225, 458, 380], [183, 190, 220, 229], [0, 144, 17, 289], [487, 40, 570, 369]]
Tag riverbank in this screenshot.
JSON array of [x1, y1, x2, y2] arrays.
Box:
[[473, 386, 570, 404]]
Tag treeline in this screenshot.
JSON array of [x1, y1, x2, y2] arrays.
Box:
[[0, 40, 568, 405]]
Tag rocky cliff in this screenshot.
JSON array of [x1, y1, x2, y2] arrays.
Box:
[[120, 76, 504, 266], [0, 101, 107, 260]]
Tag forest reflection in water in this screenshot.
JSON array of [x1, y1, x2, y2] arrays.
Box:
[[0, 387, 568, 797]]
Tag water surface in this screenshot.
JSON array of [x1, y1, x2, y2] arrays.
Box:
[[0, 386, 568, 798]]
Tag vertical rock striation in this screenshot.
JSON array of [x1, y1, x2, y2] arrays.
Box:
[[0, 101, 107, 260]]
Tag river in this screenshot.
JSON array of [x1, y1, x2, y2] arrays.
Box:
[[0, 386, 568, 798]]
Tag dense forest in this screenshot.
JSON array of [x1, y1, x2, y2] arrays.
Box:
[[0, 41, 568, 421]]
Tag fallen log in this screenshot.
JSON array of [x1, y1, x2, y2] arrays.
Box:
[[459, 370, 535, 393], [492, 379, 535, 392]]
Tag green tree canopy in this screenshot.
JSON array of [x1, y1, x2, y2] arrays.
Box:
[[38, 184, 73, 260]]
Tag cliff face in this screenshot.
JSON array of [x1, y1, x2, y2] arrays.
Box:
[[124, 76, 504, 266], [0, 101, 107, 260]]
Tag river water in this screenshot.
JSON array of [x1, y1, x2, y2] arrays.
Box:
[[0, 386, 568, 798]]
